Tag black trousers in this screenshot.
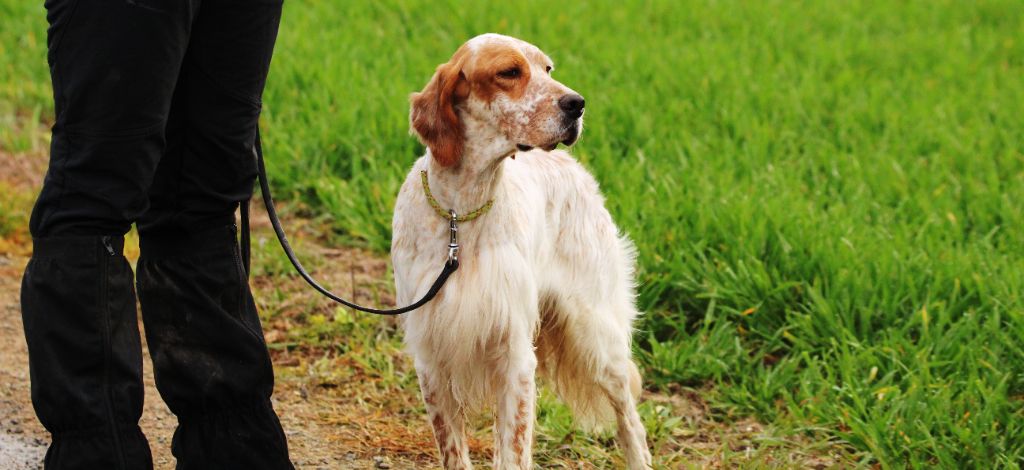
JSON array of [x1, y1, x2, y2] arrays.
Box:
[[21, 0, 293, 468]]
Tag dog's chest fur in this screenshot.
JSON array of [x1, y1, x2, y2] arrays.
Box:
[[391, 150, 608, 358]]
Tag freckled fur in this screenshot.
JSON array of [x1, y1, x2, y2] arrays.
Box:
[[393, 34, 653, 469]]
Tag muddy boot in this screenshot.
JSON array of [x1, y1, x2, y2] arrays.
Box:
[[20, 235, 152, 470], [137, 225, 292, 470]]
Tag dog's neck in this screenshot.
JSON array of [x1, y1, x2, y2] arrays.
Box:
[[425, 118, 513, 217]]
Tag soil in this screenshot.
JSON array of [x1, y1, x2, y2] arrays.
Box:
[[0, 263, 47, 469]]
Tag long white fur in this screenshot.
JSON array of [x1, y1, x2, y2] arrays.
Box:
[[391, 34, 653, 469]]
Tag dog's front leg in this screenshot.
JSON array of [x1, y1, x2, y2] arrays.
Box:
[[418, 367, 473, 469], [492, 349, 537, 470]]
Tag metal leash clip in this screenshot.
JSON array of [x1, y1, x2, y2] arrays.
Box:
[[447, 209, 460, 264]]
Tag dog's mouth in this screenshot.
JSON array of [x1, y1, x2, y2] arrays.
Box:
[[516, 122, 581, 153], [560, 121, 580, 146], [516, 142, 558, 152]]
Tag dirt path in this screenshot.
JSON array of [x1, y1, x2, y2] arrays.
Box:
[[0, 253, 422, 469], [0, 259, 47, 469]]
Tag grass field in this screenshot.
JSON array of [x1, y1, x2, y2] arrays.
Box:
[[3, 0, 1024, 467]]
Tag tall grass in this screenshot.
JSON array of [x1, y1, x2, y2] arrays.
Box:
[[2, 0, 1023, 467]]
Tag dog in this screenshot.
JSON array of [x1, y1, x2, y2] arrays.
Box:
[[391, 33, 652, 469]]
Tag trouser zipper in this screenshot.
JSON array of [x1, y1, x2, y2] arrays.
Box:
[[102, 236, 116, 256], [99, 238, 127, 470]]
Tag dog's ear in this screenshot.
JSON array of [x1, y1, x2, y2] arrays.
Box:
[[410, 54, 470, 167]]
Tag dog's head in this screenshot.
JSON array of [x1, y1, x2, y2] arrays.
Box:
[[410, 33, 584, 167]]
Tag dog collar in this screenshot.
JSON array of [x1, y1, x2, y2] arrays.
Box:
[[420, 170, 494, 222]]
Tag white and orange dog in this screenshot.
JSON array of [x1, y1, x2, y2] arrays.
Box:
[[391, 34, 652, 469]]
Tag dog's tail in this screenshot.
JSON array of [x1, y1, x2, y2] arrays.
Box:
[[544, 358, 638, 432], [539, 344, 645, 432], [535, 237, 645, 432]]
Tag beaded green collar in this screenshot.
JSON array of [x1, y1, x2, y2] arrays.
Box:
[[420, 170, 494, 221]]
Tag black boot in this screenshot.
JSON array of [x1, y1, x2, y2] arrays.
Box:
[[21, 235, 153, 470], [137, 225, 292, 470]]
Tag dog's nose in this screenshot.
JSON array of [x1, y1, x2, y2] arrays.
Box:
[[558, 93, 585, 119]]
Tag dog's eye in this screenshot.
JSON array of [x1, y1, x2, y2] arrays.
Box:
[[497, 67, 521, 79], [546, 65, 552, 74]]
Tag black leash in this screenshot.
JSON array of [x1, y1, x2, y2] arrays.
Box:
[[239, 132, 459, 316]]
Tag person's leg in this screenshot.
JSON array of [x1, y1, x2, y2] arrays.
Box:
[[135, 0, 292, 468], [21, 1, 197, 468]]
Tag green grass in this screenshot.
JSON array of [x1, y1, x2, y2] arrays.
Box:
[[3, 0, 1024, 467], [0, 182, 30, 238]]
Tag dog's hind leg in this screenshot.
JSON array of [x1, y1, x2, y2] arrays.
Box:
[[600, 360, 653, 470], [418, 367, 473, 470], [536, 296, 653, 469], [492, 347, 537, 470]]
